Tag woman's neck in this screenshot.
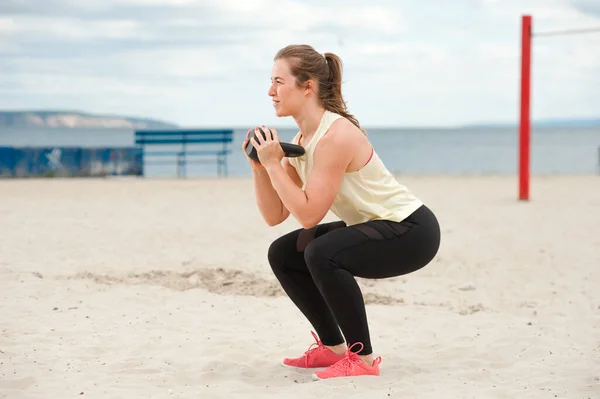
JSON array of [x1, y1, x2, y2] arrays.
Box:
[[294, 104, 326, 143]]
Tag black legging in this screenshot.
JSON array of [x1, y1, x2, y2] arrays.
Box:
[[268, 204, 441, 356]]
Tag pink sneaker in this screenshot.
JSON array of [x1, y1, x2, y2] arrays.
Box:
[[282, 331, 346, 370], [312, 342, 382, 380]]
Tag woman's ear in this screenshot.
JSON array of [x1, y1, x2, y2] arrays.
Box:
[[304, 79, 316, 96]]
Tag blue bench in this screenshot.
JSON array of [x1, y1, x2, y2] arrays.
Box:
[[134, 129, 234, 177]]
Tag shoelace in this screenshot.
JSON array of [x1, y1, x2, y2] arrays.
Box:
[[329, 355, 358, 375], [328, 342, 364, 375], [302, 331, 326, 367]]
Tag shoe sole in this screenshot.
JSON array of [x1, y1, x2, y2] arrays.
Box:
[[281, 361, 327, 371], [312, 372, 380, 381]]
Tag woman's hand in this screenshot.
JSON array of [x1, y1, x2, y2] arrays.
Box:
[[242, 128, 264, 170], [251, 125, 284, 168]]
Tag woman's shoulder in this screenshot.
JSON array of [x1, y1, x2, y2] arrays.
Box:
[[315, 115, 366, 157], [326, 116, 365, 143]]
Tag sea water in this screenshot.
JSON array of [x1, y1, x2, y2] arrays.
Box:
[[1, 126, 599, 177]]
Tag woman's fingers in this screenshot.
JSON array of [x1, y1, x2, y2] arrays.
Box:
[[251, 125, 280, 149], [254, 127, 265, 144], [242, 128, 252, 150]]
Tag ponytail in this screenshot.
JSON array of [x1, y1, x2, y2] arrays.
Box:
[[322, 53, 361, 130]]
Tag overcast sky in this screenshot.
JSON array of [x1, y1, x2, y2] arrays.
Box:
[[1, 0, 599, 127]]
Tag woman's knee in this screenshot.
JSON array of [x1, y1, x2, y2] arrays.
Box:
[[267, 237, 286, 271], [304, 238, 335, 273], [267, 231, 299, 272]]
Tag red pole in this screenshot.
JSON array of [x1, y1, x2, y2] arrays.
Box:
[[519, 15, 532, 200]]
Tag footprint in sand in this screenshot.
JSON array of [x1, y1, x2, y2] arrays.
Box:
[[62, 267, 404, 305]]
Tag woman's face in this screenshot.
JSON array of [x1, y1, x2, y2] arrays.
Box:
[[268, 58, 309, 118]]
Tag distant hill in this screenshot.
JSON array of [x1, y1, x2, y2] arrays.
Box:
[[464, 118, 600, 128], [0, 110, 179, 129], [528, 118, 600, 128]]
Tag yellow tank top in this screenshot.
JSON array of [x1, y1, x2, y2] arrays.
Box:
[[288, 110, 424, 226]]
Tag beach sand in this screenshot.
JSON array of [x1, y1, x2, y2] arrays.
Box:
[[0, 175, 599, 399]]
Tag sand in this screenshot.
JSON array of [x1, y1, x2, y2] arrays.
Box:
[[0, 175, 599, 399]]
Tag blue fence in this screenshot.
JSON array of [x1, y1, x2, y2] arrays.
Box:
[[0, 147, 143, 178]]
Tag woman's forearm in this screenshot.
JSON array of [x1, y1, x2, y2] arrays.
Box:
[[252, 166, 289, 226], [264, 163, 315, 228]]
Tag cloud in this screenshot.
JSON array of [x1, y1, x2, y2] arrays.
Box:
[[570, 0, 600, 18], [0, 0, 599, 127]]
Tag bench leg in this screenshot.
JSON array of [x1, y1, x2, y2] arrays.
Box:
[[216, 155, 227, 177], [176, 152, 187, 178]]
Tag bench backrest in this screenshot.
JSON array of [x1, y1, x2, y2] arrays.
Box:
[[134, 129, 234, 146]]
